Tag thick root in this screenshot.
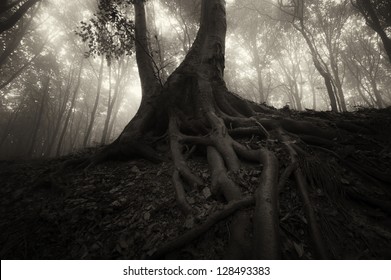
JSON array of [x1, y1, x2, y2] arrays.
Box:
[[207, 146, 251, 259], [253, 149, 280, 259]]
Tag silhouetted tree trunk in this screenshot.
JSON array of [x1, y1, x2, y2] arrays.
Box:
[[0, 0, 40, 34], [83, 56, 104, 147], [353, 0, 391, 63], [46, 64, 75, 156], [0, 95, 26, 149], [0, 12, 34, 67], [293, 22, 339, 112], [56, 59, 84, 156], [106, 86, 126, 142], [27, 75, 50, 158], [371, 80, 385, 108], [101, 58, 127, 144]]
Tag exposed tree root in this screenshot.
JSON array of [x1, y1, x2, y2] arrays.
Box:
[[74, 85, 391, 260], [172, 170, 193, 216], [169, 115, 203, 189], [39, 88, 391, 260], [278, 163, 298, 192], [253, 149, 280, 259], [278, 128, 330, 259], [207, 146, 251, 259], [346, 188, 391, 215], [149, 196, 254, 259], [46, 97, 390, 260]]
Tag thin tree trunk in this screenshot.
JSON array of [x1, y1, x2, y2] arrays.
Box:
[[311, 83, 317, 110], [45, 64, 75, 156], [100, 64, 113, 144], [356, 83, 372, 107], [83, 57, 104, 147], [56, 59, 84, 156], [0, 106, 23, 149], [250, 38, 265, 103], [27, 76, 50, 158], [293, 23, 339, 112], [371, 80, 384, 108], [71, 112, 83, 151], [330, 59, 347, 111]]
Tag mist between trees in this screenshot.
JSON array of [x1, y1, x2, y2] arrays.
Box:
[[0, 0, 390, 160]]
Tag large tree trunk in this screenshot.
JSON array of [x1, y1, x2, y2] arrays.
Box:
[[92, 0, 283, 260]]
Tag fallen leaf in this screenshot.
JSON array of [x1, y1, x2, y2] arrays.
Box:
[[341, 178, 350, 185], [111, 201, 121, 208], [144, 212, 151, 221], [184, 216, 195, 229], [293, 242, 304, 258], [187, 197, 195, 204], [118, 235, 128, 249], [202, 187, 212, 199], [131, 166, 140, 173]]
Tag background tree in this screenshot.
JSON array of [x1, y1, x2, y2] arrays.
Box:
[[352, 0, 391, 63], [0, 0, 41, 34]]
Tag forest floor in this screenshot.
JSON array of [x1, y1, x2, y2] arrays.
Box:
[[1, 108, 391, 260]]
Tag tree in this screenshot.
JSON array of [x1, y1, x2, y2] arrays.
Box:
[[352, 0, 391, 63], [276, 0, 351, 112], [74, 0, 372, 260], [100, 56, 130, 144], [343, 27, 387, 108], [229, 0, 283, 104], [0, 0, 372, 259], [0, 0, 41, 34], [56, 57, 84, 156]]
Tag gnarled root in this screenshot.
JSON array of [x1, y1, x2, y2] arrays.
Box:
[[149, 196, 254, 259], [207, 146, 251, 259], [278, 128, 329, 259], [68, 72, 391, 260]]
